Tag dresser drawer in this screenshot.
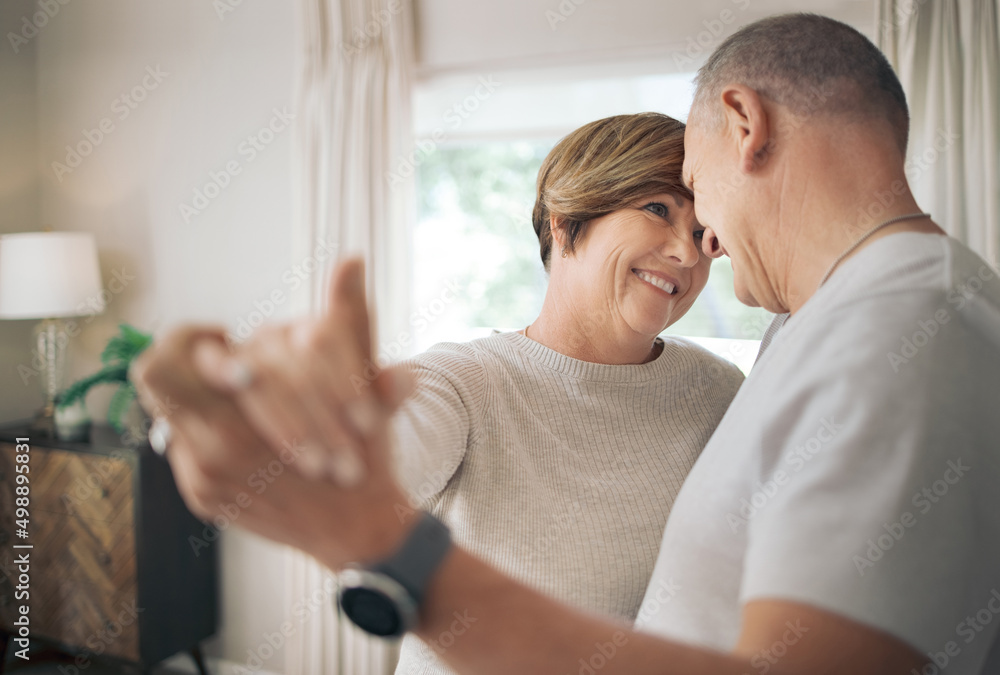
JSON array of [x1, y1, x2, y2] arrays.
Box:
[[0, 443, 134, 527], [0, 426, 218, 667], [0, 448, 137, 586], [33, 580, 141, 662]]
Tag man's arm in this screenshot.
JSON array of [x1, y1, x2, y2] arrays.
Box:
[[392, 545, 928, 675], [133, 259, 929, 675]]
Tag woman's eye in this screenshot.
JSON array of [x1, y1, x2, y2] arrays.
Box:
[[644, 202, 669, 218], [694, 229, 706, 240]]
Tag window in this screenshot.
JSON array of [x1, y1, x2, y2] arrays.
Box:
[[412, 69, 773, 373]]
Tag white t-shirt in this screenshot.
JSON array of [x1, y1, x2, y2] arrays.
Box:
[[637, 233, 1000, 674]]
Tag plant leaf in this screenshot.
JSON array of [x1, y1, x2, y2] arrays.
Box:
[[107, 382, 136, 433]]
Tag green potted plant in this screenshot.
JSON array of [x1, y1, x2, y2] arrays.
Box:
[[56, 323, 153, 440]]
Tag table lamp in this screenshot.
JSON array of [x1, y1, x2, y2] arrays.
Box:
[[0, 231, 106, 435]]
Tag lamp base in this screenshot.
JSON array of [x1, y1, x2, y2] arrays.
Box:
[[29, 404, 57, 438]]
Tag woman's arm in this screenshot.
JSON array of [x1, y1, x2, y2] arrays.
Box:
[[390, 351, 484, 505]]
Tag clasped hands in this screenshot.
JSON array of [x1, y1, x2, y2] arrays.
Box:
[[131, 259, 416, 567]]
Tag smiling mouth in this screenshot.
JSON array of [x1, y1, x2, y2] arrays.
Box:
[[633, 269, 678, 295]]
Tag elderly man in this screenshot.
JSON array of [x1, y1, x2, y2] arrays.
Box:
[[134, 13, 1000, 675]]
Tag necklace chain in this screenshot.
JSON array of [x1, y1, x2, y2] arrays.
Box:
[[818, 212, 932, 287]]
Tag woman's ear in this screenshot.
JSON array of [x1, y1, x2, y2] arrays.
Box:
[[719, 84, 772, 174], [549, 214, 566, 250]]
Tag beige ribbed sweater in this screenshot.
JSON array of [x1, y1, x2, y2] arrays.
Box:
[[390, 331, 744, 675]]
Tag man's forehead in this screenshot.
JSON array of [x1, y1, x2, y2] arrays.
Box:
[[681, 124, 698, 189]]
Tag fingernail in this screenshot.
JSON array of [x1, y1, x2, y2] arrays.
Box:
[[329, 450, 365, 488]]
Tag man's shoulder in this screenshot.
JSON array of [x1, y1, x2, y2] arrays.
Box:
[[766, 236, 999, 374]]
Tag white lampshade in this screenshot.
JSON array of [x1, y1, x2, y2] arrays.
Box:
[[0, 231, 105, 319]]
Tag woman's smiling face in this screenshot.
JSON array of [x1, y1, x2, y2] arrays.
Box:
[[558, 192, 712, 338]]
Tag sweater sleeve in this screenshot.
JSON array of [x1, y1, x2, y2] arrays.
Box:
[[390, 342, 487, 508]]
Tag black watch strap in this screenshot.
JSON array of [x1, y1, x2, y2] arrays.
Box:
[[371, 511, 452, 606]]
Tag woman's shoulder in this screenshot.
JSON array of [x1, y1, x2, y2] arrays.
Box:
[[399, 332, 519, 380], [657, 336, 746, 386]]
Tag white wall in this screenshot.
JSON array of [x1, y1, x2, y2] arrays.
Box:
[[0, 0, 44, 422], [9, 2, 302, 672], [414, 0, 875, 75]]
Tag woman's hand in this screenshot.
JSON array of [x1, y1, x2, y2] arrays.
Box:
[[130, 258, 417, 567]]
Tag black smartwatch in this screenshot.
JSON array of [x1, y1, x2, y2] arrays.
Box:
[[337, 512, 452, 637]]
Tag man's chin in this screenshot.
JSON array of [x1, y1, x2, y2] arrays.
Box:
[[735, 284, 761, 308]]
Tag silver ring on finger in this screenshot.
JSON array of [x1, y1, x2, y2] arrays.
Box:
[[148, 417, 173, 457]]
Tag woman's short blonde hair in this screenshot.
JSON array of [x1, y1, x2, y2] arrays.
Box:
[[532, 112, 692, 270]]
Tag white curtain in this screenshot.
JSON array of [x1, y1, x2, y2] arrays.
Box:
[[876, 0, 1000, 268], [285, 0, 415, 673]]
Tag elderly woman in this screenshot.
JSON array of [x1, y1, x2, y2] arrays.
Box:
[[134, 112, 742, 675], [389, 112, 743, 674]]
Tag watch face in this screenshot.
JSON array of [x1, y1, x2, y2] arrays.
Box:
[[340, 587, 404, 637]]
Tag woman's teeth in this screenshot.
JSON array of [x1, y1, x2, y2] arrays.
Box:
[[635, 270, 676, 294]]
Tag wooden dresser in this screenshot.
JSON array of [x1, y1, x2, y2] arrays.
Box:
[[0, 424, 217, 673]]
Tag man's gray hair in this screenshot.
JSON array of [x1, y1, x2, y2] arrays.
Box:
[[692, 13, 909, 153]]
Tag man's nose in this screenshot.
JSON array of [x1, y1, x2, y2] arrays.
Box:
[[701, 227, 725, 259]]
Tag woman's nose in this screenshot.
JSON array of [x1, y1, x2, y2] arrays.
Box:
[[701, 227, 725, 259], [660, 231, 701, 268]]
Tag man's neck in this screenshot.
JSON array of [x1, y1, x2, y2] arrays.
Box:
[[767, 141, 946, 315]]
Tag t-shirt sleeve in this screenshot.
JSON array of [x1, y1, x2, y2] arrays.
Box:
[[740, 294, 1000, 659], [390, 343, 486, 508]]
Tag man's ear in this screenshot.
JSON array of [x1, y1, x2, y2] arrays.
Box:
[[719, 84, 771, 174]]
